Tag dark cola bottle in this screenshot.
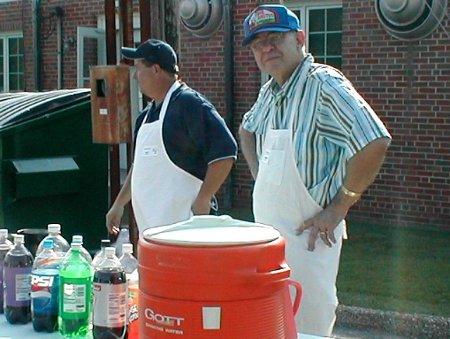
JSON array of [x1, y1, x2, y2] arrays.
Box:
[[0, 229, 13, 314], [4, 234, 34, 324], [31, 238, 61, 332], [93, 247, 128, 339]]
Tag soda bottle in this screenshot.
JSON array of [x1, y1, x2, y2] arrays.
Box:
[[92, 239, 111, 268], [113, 227, 130, 258], [36, 224, 70, 258], [3, 234, 34, 324], [0, 229, 13, 313], [118, 244, 137, 275], [59, 242, 93, 337], [71, 235, 93, 264], [31, 239, 61, 332], [119, 243, 139, 339], [93, 247, 127, 339]]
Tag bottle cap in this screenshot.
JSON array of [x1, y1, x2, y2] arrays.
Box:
[[14, 234, 24, 244], [122, 243, 133, 254], [72, 235, 83, 244], [0, 229, 8, 238], [105, 247, 116, 258], [43, 239, 54, 249], [47, 223, 61, 234], [101, 239, 111, 247], [71, 242, 82, 248]]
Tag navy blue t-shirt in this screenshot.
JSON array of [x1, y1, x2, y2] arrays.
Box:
[[134, 84, 237, 180]]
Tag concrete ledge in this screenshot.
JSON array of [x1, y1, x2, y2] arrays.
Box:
[[336, 305, 450, 338]]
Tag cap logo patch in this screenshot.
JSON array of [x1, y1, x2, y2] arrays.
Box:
[[249, 9, 277, 30]]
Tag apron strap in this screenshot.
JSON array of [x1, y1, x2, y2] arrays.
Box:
[[159, 81, 182, 121]]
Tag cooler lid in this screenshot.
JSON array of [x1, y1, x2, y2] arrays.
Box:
[[143, 215, 280, 247]]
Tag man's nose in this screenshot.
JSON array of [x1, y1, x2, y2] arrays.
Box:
[[261, 42, 275, 53]]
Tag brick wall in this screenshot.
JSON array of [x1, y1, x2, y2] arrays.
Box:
[[1, 0, 448, 228], [341, 0, 450, 227]]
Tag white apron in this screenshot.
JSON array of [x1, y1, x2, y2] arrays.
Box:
[[131, 81, 203, 237], [253, 84, 346, 336]]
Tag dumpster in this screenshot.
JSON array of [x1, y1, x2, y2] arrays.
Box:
[[0, 89, 108, 251]]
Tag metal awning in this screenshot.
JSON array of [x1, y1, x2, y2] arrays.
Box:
[[0, 89, 90, 130]]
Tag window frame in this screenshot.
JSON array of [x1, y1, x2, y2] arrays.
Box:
[[0, 32, 24, 92], [286, 0, 342, 55]]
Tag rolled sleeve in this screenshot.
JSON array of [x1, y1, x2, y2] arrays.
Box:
[[241, 81, 272, 134]]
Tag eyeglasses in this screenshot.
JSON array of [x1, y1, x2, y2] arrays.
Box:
[[250, 32, 287, 51]]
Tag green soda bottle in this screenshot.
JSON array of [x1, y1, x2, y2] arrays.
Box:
[[59, 242, 93, 337]]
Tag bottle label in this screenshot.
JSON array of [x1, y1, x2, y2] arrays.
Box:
[[93, 282, 127, 327], [4, 267, 31, 306], [31, 269, 59, 315], [63, 283, 86, 313]]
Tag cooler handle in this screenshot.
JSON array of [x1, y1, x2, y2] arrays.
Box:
[[288, 279, 302, 316]]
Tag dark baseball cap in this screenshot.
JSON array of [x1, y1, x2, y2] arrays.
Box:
[[121, 39, 179, 74], [243, 5, 301, 46]]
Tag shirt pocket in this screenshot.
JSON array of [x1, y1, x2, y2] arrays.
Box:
[[259, 149, 286, 186]]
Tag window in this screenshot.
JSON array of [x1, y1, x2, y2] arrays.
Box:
[[0, 34, 24, 92], [289, 1, 342, 69]]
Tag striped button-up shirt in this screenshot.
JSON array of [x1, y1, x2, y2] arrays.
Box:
[[242, 54, 391, 207]]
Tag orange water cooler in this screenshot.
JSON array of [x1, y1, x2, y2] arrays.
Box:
[[138, 215, 302, 338]]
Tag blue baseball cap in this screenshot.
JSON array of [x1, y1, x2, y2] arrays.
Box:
[[121, 39, 179, 74], [243, 5, 301, 46]]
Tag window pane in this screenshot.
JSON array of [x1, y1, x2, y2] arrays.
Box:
[[327, 33, 342, 55], [18, 37, 24, 54], [309, 9, 325, 32], [18, 74, 24, 90], [9, 55, 18, 72], [326, 57, 342, 69], [9, 74, 17, 90], [309, 34, 325, 56], [9, 38, 18, 54], [327, 8, 342, 31], [83, 37, 98, 78], [19, 56, 24, 73], [0, 39, 3, 55], [316, 57, 325, 64]]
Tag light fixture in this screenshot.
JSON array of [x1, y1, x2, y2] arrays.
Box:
[[179, 0, 224, 38], [375, 0, 448, 41]]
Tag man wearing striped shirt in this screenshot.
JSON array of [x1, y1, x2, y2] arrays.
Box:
[[239, 5, 391, 337]]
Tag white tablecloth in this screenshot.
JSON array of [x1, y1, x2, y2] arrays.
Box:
[[1, 315, 324, 338]]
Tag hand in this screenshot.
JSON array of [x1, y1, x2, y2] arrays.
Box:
[[296, 206, 346, 251], [191, 195, 211, 215], [106, 204, 124, 235]]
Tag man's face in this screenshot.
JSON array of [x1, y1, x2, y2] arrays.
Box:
[[134, 59, 157, 97], [250, 31, 305, 78]]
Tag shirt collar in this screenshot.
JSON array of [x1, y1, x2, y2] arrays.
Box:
[[269, 54, 314, 96]]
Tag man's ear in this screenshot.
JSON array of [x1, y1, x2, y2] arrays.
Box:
[[296, 30, 306, 46], [153, 64, 162, 74]]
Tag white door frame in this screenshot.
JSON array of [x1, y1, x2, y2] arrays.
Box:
[[77, 27, 106, 88]]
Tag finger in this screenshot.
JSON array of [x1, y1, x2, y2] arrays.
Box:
[[320, 231, 332, 247], [329, 230, 337, 244], [308, 227, 319, 251], [296, 218, 313, 235], [108, 226, 119, 235]]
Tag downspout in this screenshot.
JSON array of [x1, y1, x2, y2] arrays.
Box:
[[55, 7, 64, 89], [223, 0, 235, 209], [33, 0, 42, 91]]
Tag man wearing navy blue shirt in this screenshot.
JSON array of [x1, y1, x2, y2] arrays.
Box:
[[106, 39, 237, 237]]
